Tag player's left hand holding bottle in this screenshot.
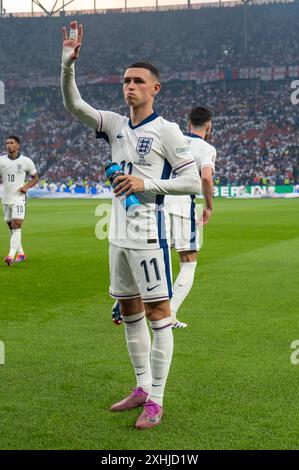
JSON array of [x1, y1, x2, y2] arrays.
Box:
[[62, 21, 83, 67]]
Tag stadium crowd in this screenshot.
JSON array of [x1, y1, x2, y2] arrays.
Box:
[[0, 80, 297, 187], [0, 2, 298, 188], [0, 2, 298, 79]]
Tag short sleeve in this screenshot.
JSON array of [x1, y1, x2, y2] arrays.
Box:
[[96, 110, 126, 143], [161, 123, 196, 173], [201, 146, 216, 173]]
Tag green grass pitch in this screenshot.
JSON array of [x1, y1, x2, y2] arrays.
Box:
[[0, 198, 298, 450]]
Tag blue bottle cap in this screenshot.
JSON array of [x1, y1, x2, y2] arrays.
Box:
[[105, 163, 122, 178]]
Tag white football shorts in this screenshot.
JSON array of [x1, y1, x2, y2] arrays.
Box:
[[169, 211, 201, 253], [109, 244, 173, 303], [2, 202, 26, 222]]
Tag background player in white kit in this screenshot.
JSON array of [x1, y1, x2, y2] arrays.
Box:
[[0, 136, 38, 266], [61, 21, 201, 429], [165, 107, 216, 328]]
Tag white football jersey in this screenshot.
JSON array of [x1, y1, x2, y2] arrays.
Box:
[[97, 111, 196, 250], [0, 154, 37, 205], [165, 133, 216, 217]]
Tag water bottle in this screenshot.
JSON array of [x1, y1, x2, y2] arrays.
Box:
[[105, 162, 141, 211]]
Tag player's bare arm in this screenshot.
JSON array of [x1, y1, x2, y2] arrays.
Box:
[[201, 166, 214, 225], [113, 175, 145, 197], [19, 174, 39, 194]]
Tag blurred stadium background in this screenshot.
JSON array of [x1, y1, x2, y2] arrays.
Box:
[[0, 0, 298, 196]]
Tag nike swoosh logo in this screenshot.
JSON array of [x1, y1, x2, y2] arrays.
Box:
[[152, 384, 162, 387], [147, 285, 160, 292], [136, 372, 145, 376], [117, 133, 124, 139]]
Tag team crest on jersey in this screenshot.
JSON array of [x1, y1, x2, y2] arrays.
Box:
[[136, 137, 153, 156], [17, 164, 22, 173]]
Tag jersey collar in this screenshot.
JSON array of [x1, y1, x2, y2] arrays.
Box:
[[184, 132, 203, 140], [128, 112, 159, 130], [7, 152, 21, 160]]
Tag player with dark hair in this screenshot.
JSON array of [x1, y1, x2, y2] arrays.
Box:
[[189, 106, 212, 129], [0, 136, 38, 265], [61, 21, 201, 429], [165, 106, 216, 328]]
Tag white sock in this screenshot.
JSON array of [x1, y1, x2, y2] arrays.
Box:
[[171, 261, 197, 322], [9, 229, 21, 259], [148, 316, 174, 406], [124, 311, 152, 393]]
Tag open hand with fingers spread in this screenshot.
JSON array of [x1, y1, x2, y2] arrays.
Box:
[[62, 20, 83, 67]]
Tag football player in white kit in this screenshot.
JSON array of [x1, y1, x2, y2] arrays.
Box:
[[165, 107, 216, 328], [61, 21, 201, 429], [0, 136, 38, 266]]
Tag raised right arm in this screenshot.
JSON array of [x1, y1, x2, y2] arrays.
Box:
[[61, 21, 101, 130]]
